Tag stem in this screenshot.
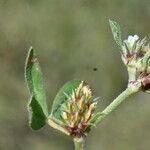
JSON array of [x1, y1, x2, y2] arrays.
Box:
[[127, 66, 136, 82], [94, 84, 140, 125], [73, 137, 84, 150]]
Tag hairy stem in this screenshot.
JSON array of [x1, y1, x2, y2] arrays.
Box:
[[74, 138, 84, 150], [94, 84, 140, 125]]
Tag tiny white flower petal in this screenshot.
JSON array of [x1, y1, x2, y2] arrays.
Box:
[[127, 35, 139, 42], [133, 35, 139, 41], [126, 35, 139, 48], [128, 35, 133, 42]]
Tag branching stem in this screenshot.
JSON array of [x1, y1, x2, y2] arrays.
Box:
[[94, 84, 140, 125]]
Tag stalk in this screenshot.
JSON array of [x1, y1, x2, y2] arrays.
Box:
[[94, 84, 140, 125], [73, 137, 85, 150]]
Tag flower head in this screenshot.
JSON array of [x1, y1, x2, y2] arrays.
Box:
[[122, 35, 150, 92], [109, 20, 150, 92], [60, 81, 98, 137]]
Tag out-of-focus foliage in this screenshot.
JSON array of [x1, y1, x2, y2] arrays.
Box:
[[0, 0, 150, 150]]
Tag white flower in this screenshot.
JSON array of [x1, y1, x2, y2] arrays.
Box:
[[126, 35, 139, 48]]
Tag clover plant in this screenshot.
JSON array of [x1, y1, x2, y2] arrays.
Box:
[[25, 20, 150, 150]]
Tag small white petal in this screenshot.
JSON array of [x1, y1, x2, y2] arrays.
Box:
[[127, 35, 139, 42], [128, 35, 133, 41], [126, 35, 139, 48], [133, 35, 139, 41]]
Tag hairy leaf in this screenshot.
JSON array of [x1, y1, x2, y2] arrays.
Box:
[[50, 80, 81, 120], [25, 47, 48, 130], [28, 96, 47, 130], [109, 20, 123, 48]]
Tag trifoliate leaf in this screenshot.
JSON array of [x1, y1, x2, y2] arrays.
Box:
[[25, 47, 48, 130]]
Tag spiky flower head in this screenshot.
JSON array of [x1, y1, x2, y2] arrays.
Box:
[[122, 35, 147, 64], [121, 35, 150, 92], [109, 20, 150, 92], [60, 81, 98, 137]]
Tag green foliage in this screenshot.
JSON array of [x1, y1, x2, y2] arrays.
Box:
[[143, 50, 150, 70], [25, 47, 48, 130], [50, 80, 81, 121], [109, 20, 123, 48], [28, 96, 47, 130]]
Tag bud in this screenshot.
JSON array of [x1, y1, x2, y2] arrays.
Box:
[[60, 81, 98, 137]]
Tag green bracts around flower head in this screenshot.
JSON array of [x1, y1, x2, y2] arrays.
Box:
[[25, 47, 48, 130], [110, 20, 150, 92], [48, 80, 98, 138]]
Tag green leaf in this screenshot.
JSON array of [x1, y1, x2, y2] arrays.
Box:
[[143, 50, 150, 70], [25, 47, 48, 130], [28, 96, 47, 130], [109, 19, 123, 48], [50, 80, 81, 121]]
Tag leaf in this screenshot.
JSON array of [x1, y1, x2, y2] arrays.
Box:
[[109, 19, 123, 48], [50, 80, 81, 121], [25, 47, 48, 130], [28, 96, 47, 130], [143, 50, 150, 70]]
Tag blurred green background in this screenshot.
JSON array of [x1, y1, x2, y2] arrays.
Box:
[[0, 0, 150, 150]]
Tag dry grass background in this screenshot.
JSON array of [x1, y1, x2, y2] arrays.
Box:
[[0, 0, 150, 150]]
